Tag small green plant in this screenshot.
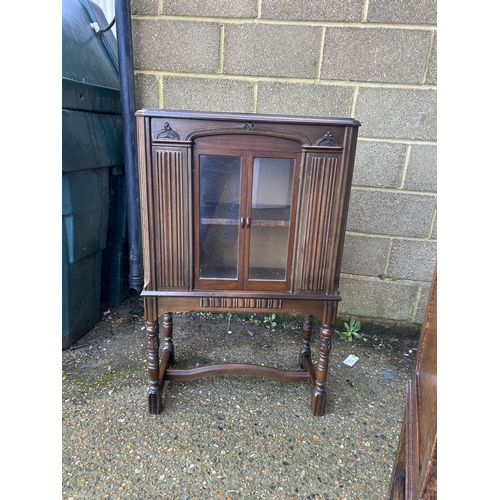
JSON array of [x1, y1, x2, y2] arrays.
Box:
[[263, 313, 277, 329], [280, 314, 302, 331], [246, 313, 261, 326], [227, 312, 234, 332], [335, 319, 362, 342]]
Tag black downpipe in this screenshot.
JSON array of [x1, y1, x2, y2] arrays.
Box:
[[115, 0, 144, 299]]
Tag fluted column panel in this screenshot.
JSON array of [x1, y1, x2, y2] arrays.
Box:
[[153, 149, 191, 289], [294, 155, 338, 293]]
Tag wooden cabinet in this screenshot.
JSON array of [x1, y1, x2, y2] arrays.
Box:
[[389, 269, 437, 499], [135, 110, 360, 415]]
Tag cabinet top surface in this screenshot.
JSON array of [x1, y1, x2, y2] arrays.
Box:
[[136, 109, 361, 128]]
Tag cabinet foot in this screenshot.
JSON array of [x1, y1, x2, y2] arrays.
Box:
[[311, 392, 326, 416], [148, 391, 162, 414]]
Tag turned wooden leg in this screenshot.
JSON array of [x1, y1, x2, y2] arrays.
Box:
[[145, 298, 162, 414], [311, 302, 337, 416], [162, 312, 175, 367], [299, 314, 314, 369]]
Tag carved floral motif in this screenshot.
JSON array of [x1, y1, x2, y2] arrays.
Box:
[[316, 129, 340, 147], [155, 122, 181, 140]]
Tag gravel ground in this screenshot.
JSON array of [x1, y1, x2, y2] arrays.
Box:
[[62, 299, 419, 500]]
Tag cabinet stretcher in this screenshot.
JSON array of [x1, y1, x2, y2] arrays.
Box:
[[145, 295, 338, 416]]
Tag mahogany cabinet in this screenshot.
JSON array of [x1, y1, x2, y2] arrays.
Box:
[[135, 109, 360, 415], [389, 269, 437, 499]]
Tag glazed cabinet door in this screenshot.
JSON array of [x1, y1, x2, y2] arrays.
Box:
[[193, 135, 301, 292], [245, 153, 298, 290], [196, 152, 243, 289]]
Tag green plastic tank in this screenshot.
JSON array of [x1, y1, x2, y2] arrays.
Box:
[[62, 0, 128, 349]]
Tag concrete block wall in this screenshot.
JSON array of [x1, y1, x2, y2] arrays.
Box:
[[129, 0, 437, 326]]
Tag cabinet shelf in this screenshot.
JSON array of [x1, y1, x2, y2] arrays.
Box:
[[201, 206, 291, 228], [201, 218, 290, 227]]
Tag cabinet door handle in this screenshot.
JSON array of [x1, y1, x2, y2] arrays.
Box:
[[241, 216, 251, 228]]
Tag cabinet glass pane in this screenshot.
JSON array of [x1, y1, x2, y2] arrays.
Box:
[[249, 158, 295, 281], [199, 155, 241, 279]]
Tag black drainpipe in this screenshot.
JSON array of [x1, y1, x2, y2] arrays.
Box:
[[115, 0, 144, 299]]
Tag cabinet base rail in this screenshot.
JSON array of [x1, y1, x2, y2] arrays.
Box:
[[155, 356, 320, 413], [162, 363, 311, 383]]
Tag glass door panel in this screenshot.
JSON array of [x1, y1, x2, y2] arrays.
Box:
[[248, 158, 295, 281], [199, 155, 241, 279]]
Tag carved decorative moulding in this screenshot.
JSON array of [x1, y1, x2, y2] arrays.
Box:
[[242, 122, 256, 130], [184, 123, 311, 144], [155, 122, 180, 140], [200, 298, 283, 309], [316, 130, 340, 147]]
